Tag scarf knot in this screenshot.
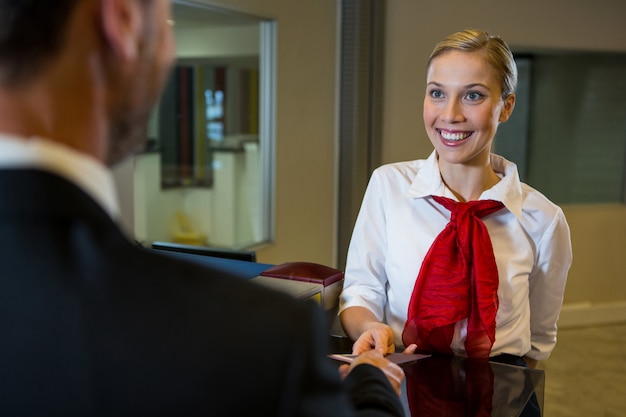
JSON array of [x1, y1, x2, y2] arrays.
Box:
[[402, 196, 504, 359]]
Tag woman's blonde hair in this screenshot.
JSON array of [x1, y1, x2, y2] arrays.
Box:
[[428, 29, 517, 99]]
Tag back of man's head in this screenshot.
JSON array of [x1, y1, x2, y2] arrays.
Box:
[[0, 0, 78, 85]]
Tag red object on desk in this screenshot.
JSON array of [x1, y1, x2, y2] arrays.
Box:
[[260, 262, 344, 312], [260, 262, 344, 286]]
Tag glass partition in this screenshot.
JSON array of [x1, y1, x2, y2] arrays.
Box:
[[129, 0, 275, 251]]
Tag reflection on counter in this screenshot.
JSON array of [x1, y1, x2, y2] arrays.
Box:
[[401, 355, 544, 417]]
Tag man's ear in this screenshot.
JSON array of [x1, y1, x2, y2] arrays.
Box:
[[498, 93, 516, 123], [98, 0, 143, 60]]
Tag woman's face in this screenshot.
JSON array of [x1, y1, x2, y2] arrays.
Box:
[[423, 50, 514, 168]]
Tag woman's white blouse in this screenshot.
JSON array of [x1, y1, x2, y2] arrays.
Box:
[[339, 151, 572, 360]]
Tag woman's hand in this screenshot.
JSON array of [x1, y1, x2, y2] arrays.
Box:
[[341, 306, 397, 355], [402, 343, 418, 354], [351, 322, 396, 355]]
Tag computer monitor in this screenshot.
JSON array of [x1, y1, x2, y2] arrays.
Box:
[[151, 241, 257, 263]]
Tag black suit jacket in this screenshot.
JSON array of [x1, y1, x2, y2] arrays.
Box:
[[0, 169, 403, 416]]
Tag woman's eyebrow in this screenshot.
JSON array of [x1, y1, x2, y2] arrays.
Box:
[[426, 81, 492, 92]]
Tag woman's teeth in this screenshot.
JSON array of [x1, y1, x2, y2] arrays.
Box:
[[439, 130, 471, 141]]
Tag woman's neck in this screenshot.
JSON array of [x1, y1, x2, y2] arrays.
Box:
[[438, 157, 500, 202]]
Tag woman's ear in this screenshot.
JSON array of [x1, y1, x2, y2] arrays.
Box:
[[98, 0, 143, 61], [498, 93, 516, 123]]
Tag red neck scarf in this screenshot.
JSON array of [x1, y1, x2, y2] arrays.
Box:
[[402, 196, 504, 359]]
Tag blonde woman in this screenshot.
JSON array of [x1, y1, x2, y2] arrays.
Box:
[[340, 29, 572, 370]]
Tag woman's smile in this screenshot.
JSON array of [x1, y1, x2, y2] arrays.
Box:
[[437, 128, 473, 143]]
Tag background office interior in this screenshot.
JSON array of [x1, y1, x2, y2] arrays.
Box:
[[114, 0, 626, 332]]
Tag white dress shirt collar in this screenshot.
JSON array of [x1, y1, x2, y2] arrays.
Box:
[[0, 134, 120, 219], [406, 150, 524, 219]]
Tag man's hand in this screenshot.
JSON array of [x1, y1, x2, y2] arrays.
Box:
[[338, 350, 405, 396]]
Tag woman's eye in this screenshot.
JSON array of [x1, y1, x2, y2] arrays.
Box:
[[429, 89, 443, 99], [466, 91, 484, 101]]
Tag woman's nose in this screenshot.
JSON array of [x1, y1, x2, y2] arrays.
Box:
[[440, 99, 465, 123]]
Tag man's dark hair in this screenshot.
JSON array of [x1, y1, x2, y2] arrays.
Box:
[[0, 0, 79, 85]]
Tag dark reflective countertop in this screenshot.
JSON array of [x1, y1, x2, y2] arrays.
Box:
[[399, 355, 543, 417], [329, 336, 544, 417]]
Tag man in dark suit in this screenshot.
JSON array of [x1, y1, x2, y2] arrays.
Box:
[[0, 0, 405, 415]]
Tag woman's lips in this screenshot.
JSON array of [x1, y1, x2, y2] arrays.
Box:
[[437, 128, 472, 142]]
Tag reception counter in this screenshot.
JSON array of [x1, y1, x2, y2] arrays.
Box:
[[152, 248, 544, 416], [329, 335, 544, 417]]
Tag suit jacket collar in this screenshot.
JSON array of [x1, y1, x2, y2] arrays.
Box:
[[0, 135, 119, 219], [0, 169, 117, 229]]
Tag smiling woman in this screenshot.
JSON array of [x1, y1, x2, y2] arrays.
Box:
[[113, 0, 276, 251], [339, 30, 572, 387]]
